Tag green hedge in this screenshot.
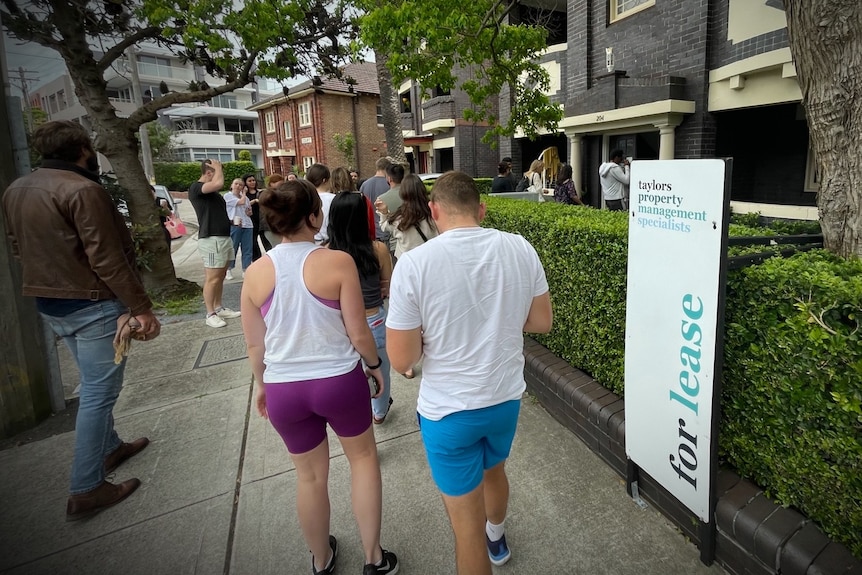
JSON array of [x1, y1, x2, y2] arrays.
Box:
[[154, 161, 258, 191], [481, 196, 862, 557]]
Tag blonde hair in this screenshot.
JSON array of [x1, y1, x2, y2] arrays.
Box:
[[528, 159, 544, 174]]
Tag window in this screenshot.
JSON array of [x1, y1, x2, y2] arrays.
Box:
[[265, 111, 275, 133], [298, 102, 311, 126], [137, 55, 174, 78], [58, 90, 67, 110], [48, 94, 58, 114], [283, 121, 292, 139], [107, 87, 133, 102], [223, 118, 254, 133], [210, 94, 238, 109], [303, 156, 315, 170], [191, 148, 234, 162], [399, 91, 411, 113], [430, 85, 451, 98], [610, 0, 654, 22], [804, 144, 819, 193], [376, 104, 383, 125]]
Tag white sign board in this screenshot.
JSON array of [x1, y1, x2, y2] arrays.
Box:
[[624, 159, 728, 522]]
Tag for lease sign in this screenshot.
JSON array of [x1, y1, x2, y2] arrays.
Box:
[[624, 159, 728, 522]]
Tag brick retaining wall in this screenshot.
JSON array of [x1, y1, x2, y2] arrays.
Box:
[[523, 337, 861, 575]]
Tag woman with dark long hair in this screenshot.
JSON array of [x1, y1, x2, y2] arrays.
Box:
[[241, 179, 399, 575], [327, 191, 394, 424], [242, 173, 271, 258], [332, 166, 376, 241], [552, 163, 583, 205], [378, 174, 438, 260]]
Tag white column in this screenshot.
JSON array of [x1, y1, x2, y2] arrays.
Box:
[[568, 132, 583, 195], [657, 125, 676, 160]]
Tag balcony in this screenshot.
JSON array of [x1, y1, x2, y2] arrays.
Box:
[[173, 130, 260, 147], [421, 96, 456, 133], [136, 63, 194, 82]]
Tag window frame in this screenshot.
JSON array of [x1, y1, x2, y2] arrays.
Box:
[[609, 0, 655, 23], [283, 120, 292, 139], [265, 111, 276, 133], [302, 156, 315, 170], [298, 102, 312, 127], [804, 144, 819, 193]]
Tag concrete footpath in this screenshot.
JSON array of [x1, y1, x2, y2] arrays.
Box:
[[0, 201, 726, 575]]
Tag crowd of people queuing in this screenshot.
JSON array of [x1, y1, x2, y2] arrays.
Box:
[[231, 157, 551, 575], [5, 125, 554, 575]]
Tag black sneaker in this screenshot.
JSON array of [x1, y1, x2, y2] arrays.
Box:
[[362, 548, 399, 575], [312, 535, 338, 574]]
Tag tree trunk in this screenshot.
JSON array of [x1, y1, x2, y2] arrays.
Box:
[[51, 1, 177, 288], [375, 51, 408, 167], [785, 0, 862, 259]]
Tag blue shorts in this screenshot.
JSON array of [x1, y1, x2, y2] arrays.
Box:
[[419, 400, 521, 497]]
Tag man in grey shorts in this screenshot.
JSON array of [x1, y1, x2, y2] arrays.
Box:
[[188, 159, 241, 328]]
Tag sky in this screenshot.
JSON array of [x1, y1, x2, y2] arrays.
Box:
[[2, 31, 67, 97]]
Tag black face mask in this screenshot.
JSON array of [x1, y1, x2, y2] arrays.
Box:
[[86, 154, 99, 173]]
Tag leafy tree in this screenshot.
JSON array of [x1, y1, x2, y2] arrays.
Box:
[[784, 0, 862, 259], [145, 122, 182, 162], [333, 131, 356, 169], [1, 0, 354, 288], [358, 0, 563, 144], [237, 150, 252, 162], [23, 107, 48, 168]]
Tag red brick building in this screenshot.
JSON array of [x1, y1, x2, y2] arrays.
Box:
[[248, 62, 385, 178]]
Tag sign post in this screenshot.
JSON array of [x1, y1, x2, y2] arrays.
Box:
[[623, 159, 732, 565]]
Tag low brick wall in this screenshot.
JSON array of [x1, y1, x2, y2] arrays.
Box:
[[523, 337, 861, 575]]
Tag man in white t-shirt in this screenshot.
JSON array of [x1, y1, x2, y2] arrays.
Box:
[[386, 171, 553, 575]]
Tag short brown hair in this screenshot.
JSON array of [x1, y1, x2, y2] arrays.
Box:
[[259, 178, 322, 236], [32, 120, 92, 162], [305, 163, 330, 187], [375, 156, 392, 172], [266, 174, 285, 187], [200, 160, 214, 175], [331, 166, 355, 192], [430, 171, 480, 217]]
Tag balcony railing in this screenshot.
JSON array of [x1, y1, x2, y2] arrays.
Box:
[[173, 129, 259, 145], [136, 63, 194, 82]]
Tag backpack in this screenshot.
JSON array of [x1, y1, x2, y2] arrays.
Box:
[[515, 175, 530, 193]]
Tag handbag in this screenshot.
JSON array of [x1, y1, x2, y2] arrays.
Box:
[[164, 214, 186, 239]]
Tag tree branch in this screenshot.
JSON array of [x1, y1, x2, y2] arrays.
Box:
[[126, 53, 259, 129], [97, 26, 164, 72]]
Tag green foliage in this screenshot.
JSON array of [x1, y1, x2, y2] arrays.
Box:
[[149, 278, 203, 316], [730, 211, 823, 236], [333, 132, 356, 168], [482, 196, 862, 557], [358, 0, 563, 142], [237, 150, 252, 162], [153, 161, 256, 191], [474, 178, 492, 195], [144, 122, 181, 162]]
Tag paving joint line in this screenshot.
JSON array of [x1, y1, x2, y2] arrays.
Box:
[[222, 375, 253, 575]]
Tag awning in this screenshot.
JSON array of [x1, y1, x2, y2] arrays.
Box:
[[404, 135, 434, 146], [162, 106, 258, 120]]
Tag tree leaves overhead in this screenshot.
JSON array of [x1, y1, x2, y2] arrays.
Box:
[[358, 0, 563, 141]]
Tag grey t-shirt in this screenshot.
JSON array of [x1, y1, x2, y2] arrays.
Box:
[[360, 176, 390, 240]]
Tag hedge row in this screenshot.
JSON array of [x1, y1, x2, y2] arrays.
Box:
[[154, 161, 258, 191], [481, 196, 862, 558]]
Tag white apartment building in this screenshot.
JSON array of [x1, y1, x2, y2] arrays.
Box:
[[30, 45, 272, 167]]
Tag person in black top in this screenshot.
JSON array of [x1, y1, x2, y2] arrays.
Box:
[[491, 161, 515, 193], [188, 159, 242, 328], [243, 173, 270, 259]]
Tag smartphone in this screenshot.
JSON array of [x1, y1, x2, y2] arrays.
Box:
[[368, 374, 380, 395]]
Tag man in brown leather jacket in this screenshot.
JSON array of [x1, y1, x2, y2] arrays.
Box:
[[3, 120, 161, 521]]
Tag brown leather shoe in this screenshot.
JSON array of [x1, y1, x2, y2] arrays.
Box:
[[66, 479, 141, 521], [105, 437, 150, 474]]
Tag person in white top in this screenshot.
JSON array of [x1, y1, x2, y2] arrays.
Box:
[[223, 178, 254, 280], [376, 174, 439, 260], [240, 178, 399, 575], [524, 159, 545, 202], [386, 171, 553, 575], [598, 148, 630, 211], [306, 163, 336, 244]]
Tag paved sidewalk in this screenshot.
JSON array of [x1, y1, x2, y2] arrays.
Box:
[[0, 201, 727, 575]]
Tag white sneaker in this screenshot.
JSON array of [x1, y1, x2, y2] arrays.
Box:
[[226, 269, 233, 280], [205, 314, 227, 328], [216, 307, 241, 319]]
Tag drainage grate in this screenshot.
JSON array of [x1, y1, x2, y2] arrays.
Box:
[[194, 334, 248, 368]]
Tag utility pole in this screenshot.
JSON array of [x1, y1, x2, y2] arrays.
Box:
[[126, 46, 154, 183], [18, 67, 34, 132]]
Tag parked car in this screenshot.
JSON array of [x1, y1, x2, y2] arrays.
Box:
[[153, 185, 182, 218], [153, 185, 186, 240]]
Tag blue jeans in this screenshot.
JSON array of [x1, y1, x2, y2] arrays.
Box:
[[229, 226, 253, 271], [41, 300, 126, 494], [367, 308, 392, 419]]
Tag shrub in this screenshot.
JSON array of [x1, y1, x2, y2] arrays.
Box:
[[482, 196, 862, 557], [153, 161, 257, 191]]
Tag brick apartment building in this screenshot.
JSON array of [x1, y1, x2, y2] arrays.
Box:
[[495, 0, 816, 218], [248, 62, 385, 178], [397, 72, 500, 178]]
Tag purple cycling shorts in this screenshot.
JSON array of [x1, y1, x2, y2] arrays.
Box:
[[265, 362, 372, 454]]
